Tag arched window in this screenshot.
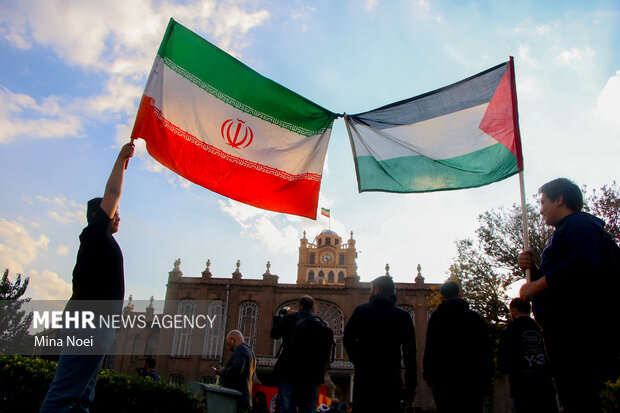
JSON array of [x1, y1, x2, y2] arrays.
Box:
[[326, 237, 331, 246], [307, 270, 315, 282], [309, 253, 315, 264], [337, 271, 345, 282], [203, 300, 225, 359], [318, 238, 322, 247], [238, 301, 259, 350], [328, 271, 335, 283], [339, 254, 345, 265], [131, 334, 142, 360], [398, 305, 416, 327], [171, 300, 194, 357], [144, 333, 157, 357], [318, 271, 325, 283]]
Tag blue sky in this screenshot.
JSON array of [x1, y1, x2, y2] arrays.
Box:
[[1, 0, 619, 304]]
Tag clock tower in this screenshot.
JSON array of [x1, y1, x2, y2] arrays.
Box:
[[296, 229, 357, 285]]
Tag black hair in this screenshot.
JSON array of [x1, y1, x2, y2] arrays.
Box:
[[299, 295, 315, 310], [145, 356, 156, 369], [86, 197, 103, 225], [509, 298, 531, 314], [539, 178, 583, 212], [371, 276, 395, 295], [440, 281, 460, 299]]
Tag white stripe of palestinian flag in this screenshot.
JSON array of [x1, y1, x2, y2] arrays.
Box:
[[345, 60, 523, 193], [132, 19, 337, 219]]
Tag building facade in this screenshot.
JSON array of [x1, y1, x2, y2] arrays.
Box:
[[112, 229, 440, 409]]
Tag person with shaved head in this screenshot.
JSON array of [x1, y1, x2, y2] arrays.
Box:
[[216, 330, 257, 412]]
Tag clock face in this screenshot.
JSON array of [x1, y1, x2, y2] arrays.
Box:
[[320, 252, 334, 264]]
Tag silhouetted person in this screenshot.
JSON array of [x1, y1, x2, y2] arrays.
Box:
[[344, 276, 417, 413], [519, 178, 620, 412], [40, 142, 134, 413], [423, 281, 494, 413], [498, 298, 558, 413]]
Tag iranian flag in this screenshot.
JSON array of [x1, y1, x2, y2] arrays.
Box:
[[132, 19, 337, 219], [344, 58, 523, 193]]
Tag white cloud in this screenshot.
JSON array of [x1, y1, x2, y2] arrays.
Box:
[[0, 218, 49, 274], [27, 269, 72, 300], [37, 195, 86, 224], [593, 70, 620, 130], [0, 87, 82, 143], [218, 199, 300, 253], [56, 245, 70, 257], [365, 0, 379, 11], [0, 0, 270, 143], [556, 47, 595, 65]]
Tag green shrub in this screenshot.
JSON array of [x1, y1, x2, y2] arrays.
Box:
[[602, 377, 620, 413], [0, 355, 204, 413]]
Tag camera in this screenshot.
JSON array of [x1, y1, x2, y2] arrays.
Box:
[[278, 306, 290, 316]]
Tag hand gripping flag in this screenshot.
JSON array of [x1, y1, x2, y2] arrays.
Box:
[[344, 59, 523, 193], [132, 19, 337, 219]]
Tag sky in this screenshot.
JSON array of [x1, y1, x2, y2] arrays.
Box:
[[1, 0, 619, 304]]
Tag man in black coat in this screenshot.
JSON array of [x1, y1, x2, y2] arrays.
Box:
[[343, 276, 417, 413], [423, 281, 494, 413], [271, 295, 326, 413], [217, 330, 257, 412]]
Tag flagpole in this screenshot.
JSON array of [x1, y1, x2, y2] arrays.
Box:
[[519, 170, 531, 282], [509, 56, 531, 283]]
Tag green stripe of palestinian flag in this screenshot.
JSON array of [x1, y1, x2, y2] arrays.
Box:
[[132, 19, 337, 219], [345, 59, 522, 193], [156, 19, 334, 135]]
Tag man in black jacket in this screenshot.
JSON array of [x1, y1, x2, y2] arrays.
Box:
[[271, 295, 325, 413], [519, 178, 620, 412], [498, 298, 558, 413], [423, 281, 493, 413], [343, 276, 417, 413], [217, 330, 256, 412]]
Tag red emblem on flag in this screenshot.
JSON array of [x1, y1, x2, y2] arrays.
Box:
[[221, 118, 254, 148]]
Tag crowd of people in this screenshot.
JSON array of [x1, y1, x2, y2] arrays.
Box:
[[37, 144, 618, 413]]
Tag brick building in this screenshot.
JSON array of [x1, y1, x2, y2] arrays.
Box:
[[111, 229, 441, 409]]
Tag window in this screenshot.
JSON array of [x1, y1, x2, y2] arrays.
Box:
[[318, 271, 325, 283], [131, 334, 142, 360], [309, 253, 315, 264], [238, 301, 259, 350], [307, 270, 315, 282], [201, 375, 217, 384], [169, 374, 184, 386], [144, 333, 157, 357], [171, 300, 194, 357], [328, 271, 335, 283], [318, 239, 322, 247], [335, 239, 339, 245], [398, 305, 416, 327], [203, 300, 225, 359], [326, 237, 331, 246], [339, 254, 345, 265], [338, 271, 345, 282]]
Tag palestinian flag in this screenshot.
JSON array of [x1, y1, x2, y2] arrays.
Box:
[[344, 58, 523, 193], [132, 19, 337, 219]]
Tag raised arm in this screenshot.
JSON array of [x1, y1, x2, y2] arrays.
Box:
[[100, 142, 135, 218]]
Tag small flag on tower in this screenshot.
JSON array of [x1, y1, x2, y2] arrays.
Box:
[[321, 208, 331, 218]]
